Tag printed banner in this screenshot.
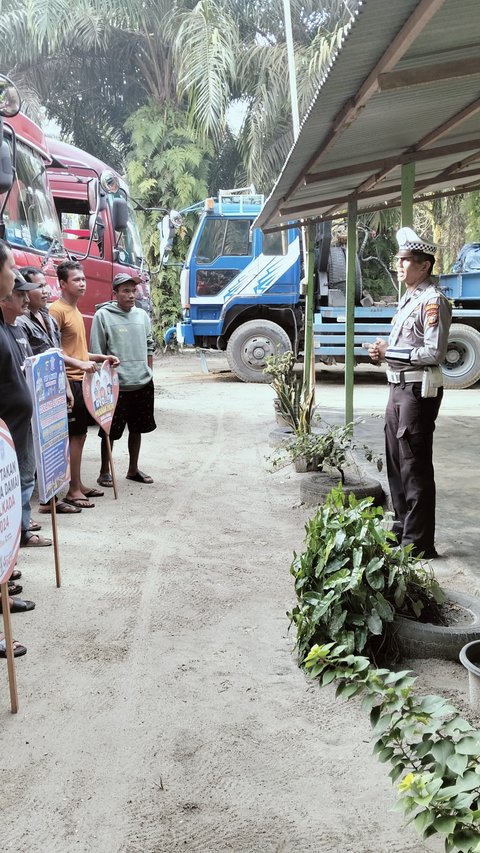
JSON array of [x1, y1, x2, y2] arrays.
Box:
[[0, 419, 22, 584], [82, 361, 120, 435], [25, 349, 70, 504]]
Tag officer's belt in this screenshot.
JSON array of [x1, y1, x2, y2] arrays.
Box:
[[386, 369, 425, 384]]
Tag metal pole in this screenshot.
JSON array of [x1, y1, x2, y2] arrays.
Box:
[[345, 200, 357, 425], [303, 223, 315, 397], [283, 0, 300, 139]]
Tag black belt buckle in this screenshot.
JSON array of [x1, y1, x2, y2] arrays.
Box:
[[399, 370, 406, 389]]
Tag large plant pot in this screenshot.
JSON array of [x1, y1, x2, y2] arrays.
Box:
[[459, 640, 480, 708], [394, 590, 480, 661], [299, 471, 384, 506], [294, 455, 321, 473]]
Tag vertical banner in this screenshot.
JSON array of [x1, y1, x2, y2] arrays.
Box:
[[82, 361, 120, 435], [0, 419, 22, 585], [0, 418, 23, 712], [24, 349, 70, 504]]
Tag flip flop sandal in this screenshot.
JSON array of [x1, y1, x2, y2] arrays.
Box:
[[11, 569, 22, 581], [38, 501, 82, 514], [0, 639, 27, 658], [21, 533, 53, 548], [126, 471, 154, 484], [82, 488, 104, 498], [8, 583, 22, 596], [0, 598, 35, 614], [29, 519, 42, 531], [97, 474, 113, 488], [63, 497, 95, 509]]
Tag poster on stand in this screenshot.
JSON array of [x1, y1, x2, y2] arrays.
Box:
[[0, 418, 21, 585], [25, 349, 70, 504], [82, 361, 119, 433]]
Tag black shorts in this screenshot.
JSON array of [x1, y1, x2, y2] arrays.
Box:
[[68, 379, 95, 436], [99, 380, 156, 441]]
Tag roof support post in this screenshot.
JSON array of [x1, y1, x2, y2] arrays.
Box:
[[302, 223, 316, 398], [401, 161, 415, 226], [345, 199, 357, 425]]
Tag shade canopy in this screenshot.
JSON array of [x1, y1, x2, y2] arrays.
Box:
[[255, 0, 480, 231]]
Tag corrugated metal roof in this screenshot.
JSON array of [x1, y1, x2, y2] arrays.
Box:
[[255, 0, 480, 230]]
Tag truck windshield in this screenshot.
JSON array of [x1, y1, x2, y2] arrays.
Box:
[[3, 138, 63, 252], [109, 192, 144, 268]]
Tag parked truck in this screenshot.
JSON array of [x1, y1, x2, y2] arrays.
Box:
[[0, 77, 65, 284], [46, 139, 149, 334], [164, 188, 480, 389]]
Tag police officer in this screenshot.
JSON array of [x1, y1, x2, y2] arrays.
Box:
[[368, 227, 452, 559]]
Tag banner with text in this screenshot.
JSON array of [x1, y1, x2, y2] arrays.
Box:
[[25, 349, 70, 504], [0, 419, 22, 584], [83, 361, 120, 435]]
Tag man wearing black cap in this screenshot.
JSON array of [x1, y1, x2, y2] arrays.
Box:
[[368, 227, 452, 559], [90, 272, 156, 486], [1, 269, 51, 549]]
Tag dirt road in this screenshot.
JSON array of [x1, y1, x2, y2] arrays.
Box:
[[1, 353, 478, 853]]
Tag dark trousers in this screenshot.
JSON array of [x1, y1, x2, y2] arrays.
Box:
[[384, 382, 443, 553]]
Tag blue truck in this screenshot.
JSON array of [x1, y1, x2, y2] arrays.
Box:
[[164, 188, 480, 389]]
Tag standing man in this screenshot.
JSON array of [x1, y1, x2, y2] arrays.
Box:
[[90, 272, 156, 486], [368, 227, 452, 559], [1, 270, 51, 548], [49, 261, 119, 509]]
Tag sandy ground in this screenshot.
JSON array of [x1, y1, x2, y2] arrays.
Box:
[[1, 352, 479, 853]]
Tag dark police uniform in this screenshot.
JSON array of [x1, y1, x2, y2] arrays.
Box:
[[384, 279, 451, 556]]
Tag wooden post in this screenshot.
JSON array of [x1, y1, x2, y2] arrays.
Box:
[[50, 497, 61, 588], [345, 200, 357, 425], [1, 582, 18, 713], [105, 436, 118, 499]]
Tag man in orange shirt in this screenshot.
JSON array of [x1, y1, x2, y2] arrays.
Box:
[[49, 261, 119, 508]]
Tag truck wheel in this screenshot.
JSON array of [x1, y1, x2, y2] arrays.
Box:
[[327, 247, 362, 302], [442, 324, 480, 389], [226, 320, 291, 383]]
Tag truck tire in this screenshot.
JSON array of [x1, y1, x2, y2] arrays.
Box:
[[327, 246, 362, 302], [315, 221, 332, 272], [226, 320, 292, 383], [393, 590, 480, 661], [442, 324, 480, 390]]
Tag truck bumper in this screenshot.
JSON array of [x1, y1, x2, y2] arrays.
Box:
[[163, 326, 177, 345]]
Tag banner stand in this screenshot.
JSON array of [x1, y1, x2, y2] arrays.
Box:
[[105, 437, 118, 500], [50, 498, 61, 588], [1, 583, 18, 713]]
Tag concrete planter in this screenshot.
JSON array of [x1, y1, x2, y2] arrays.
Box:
[[459, 640, 480, 708]]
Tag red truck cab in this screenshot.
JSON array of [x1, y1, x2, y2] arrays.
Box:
[[46, 138, 149, 334]]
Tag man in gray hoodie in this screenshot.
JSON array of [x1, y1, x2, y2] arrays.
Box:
[[90, 273, 156, 485]]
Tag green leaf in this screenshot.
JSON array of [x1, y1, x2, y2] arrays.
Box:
[[433, 816, 456, 835], [446, 753, 469, 776], [456, 736, 480, 756], [389, 763, 405, 783], [367, 608, 383, 635], [414, 809, 434, 834], [431, 740, 455, 764]]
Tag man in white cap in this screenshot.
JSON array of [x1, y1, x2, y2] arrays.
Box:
[[368, 227, 451, 559]]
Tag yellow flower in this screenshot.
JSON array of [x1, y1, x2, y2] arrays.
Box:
[[398, 772, 415, 792]]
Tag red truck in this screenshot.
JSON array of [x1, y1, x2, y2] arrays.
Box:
[[46, 138, 149, 334], [0, 90, 65, 283]]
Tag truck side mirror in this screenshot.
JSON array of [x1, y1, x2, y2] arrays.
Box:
[[0, 75, 21, 118], [111, 197, 128, 232], [0, 140, 13, 194]]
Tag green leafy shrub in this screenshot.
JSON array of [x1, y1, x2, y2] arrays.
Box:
[[289, 487, 444, 659], [304, 644, 480, 853]]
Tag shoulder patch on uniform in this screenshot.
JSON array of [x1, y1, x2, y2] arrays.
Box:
[[425, 301, 439, 326]]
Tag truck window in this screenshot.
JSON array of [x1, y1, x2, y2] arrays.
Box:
[[54, 198, 103, 258], [262, 230, 287, 256], [3, 139, 62, 251], [196, 219, 251, 263], [196, 269, 240, 296]]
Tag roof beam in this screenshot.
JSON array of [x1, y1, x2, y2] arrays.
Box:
[[304, 138, 480, 185], [282, 0, 447, 204], [378, 57, 480, 91]]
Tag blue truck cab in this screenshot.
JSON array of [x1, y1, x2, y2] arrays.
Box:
[[175, 190, 302, 382]]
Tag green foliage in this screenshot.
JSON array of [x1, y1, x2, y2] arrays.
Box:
[[125, 102, 212, 341], [288, 487, 444, 659], [303, 644, 480, 853], [264, 351, 313, 432]]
